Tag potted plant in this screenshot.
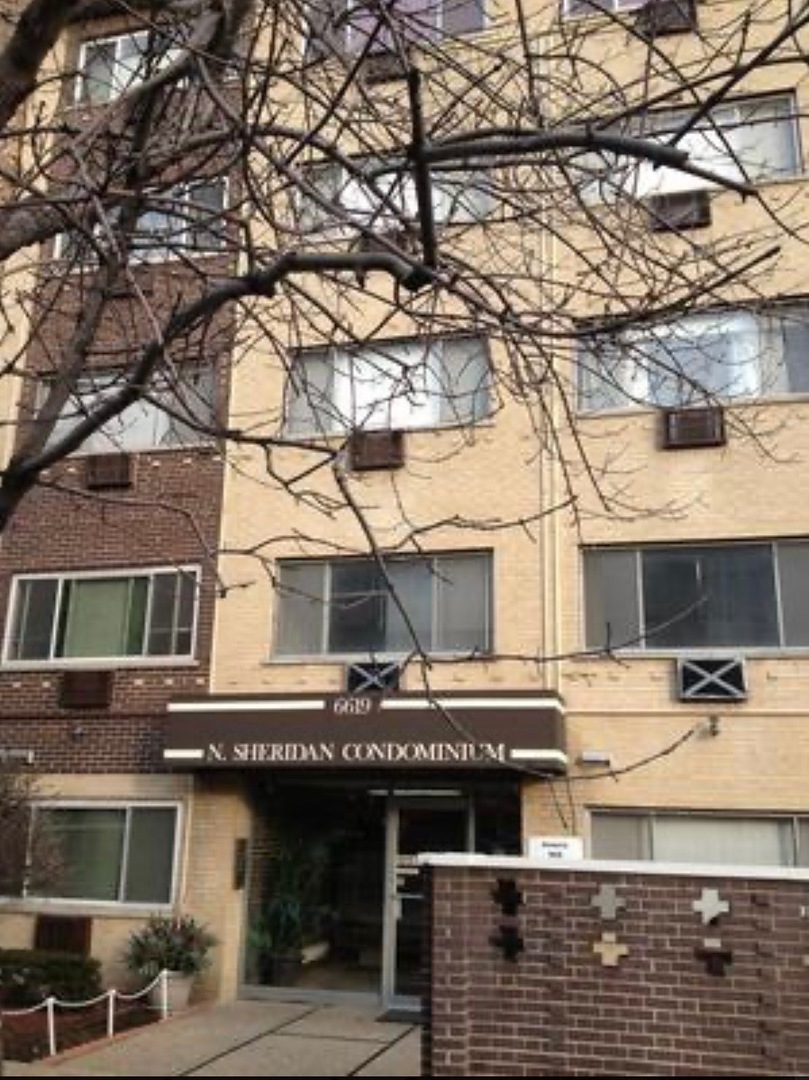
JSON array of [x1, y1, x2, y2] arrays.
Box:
[[123, 914, 216, 1011], [249, 833, 330, 986]]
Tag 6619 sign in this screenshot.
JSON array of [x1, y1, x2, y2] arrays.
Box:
[[330, 695, 377, 716]]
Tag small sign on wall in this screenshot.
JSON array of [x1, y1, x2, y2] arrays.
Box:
[[527, 836, 584, 861]]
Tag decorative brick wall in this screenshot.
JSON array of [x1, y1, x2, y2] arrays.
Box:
[[423, 857, 809, 1077]]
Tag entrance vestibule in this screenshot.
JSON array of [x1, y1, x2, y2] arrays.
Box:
[[242, 779, 520, 1012]]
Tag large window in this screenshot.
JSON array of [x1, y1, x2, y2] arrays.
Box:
[[584, 94, 800, 201], [275, 553, 492, 657], [30, 804, 179, 904], [76, 30, 184, 104], [57, 181, 227, 263], [5, 568, 199, 664], [584, 541, 809, 651], [44, 366, 217, 455], [592, 811, 809, 867], [299, 161, 492, 233], [286, 336, 490, 436], [307, 0, 485, 59], [578, 305, 809, 410]]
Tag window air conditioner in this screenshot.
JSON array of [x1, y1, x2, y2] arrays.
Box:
[[636, 0, 698, 38], [59, 670, 114, 709], [346, 660, 401, 694], [646, 190, 712, 233], [661, 405, 726, 450], [348, 429, 405, 471], [84, 452, 133, 490], [676, 657, 747, 702]]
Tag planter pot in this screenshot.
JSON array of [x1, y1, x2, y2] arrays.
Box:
[[147, 971, 194, 1013]]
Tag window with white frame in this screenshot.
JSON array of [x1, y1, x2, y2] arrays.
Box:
[[298, 161, 491, 233], [578, 305, 809, 411], [44, 365, 217, 455], [5, 568, 199, 664], [582, 94, 800, 201], [591, 811, 809, 867], [57, 180, 227, 263], [275, 552, 492, 657], [306, 0, 485, 59], [583, 541, 809, 652], [76, 30, 185, 104], [29, 804, 179, 904], [562, 0, 645, 17], [285, 336, 491, 436]]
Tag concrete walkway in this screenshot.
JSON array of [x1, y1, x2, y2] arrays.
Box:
[[5, 1001, 422, 1077]]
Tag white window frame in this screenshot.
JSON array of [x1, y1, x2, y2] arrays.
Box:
[[589, 809, 809, 868], [578, 304, 809, 412], [582, 540, 809, 655], [274, 552, 493, 660], [43, 364, 218, 455], [583, 93, 801, 202], [3, 565, 201, 668], [54, 179, 228, 264], [25, 801, 182, 909], [298, 160, 491, 234], [285, 335, 492, 437], [75, 30, 184, 104], [562, 0, 645, 18]]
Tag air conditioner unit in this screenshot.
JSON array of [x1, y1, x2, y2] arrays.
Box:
[[348, 430, 405, 472], [84, 453, 133, 490], [361, 49, 410, 84], [676, 657, 747, 702], [636, 0, 698, 38], [346, 660, 401, 695], [662, 405, 726, 450], [59, 670, 114, 709], [646, 190, 712, 233]]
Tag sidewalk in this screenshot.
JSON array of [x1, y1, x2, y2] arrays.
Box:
[[4, 1001, 422, 1077]]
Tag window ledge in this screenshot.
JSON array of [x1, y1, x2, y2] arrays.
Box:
[[280, 417, 497, 443], [0, 897, 174, 918], [263, 651, 493, 666], [579, 648, 809, 660], [578, 391, 809, 419], [2, 658, 200, 672]]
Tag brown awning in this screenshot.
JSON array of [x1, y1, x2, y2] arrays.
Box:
[[163, 690, 567, 773]]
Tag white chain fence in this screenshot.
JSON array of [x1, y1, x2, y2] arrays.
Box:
[[1, 968, 172, 1057]]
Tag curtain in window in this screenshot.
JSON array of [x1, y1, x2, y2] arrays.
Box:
[[435, 554, 490, 651], [36, 809, 126, 901], [653, 816, 793, 866], [59, 579, 141, 658]]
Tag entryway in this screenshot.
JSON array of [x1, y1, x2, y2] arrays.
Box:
[[242, 779, 519, 1013]]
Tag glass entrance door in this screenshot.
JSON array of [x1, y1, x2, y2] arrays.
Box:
[[383, 796, 473, 1011]]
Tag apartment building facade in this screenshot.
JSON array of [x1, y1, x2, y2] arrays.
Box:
[[1, 0, 809, 1014]]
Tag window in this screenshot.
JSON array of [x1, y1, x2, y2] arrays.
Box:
[[563, 0, 644, 16], [286, 336, 490, 436], [591, 811, 809, 867], [306, 0, 485, 59], [578, 305, 809, 410], [29, 804, 179, 904], [76, 30, 184, 104], [275, 552, 492, 657], [584, 94, 800, 201], [584, 541, 809, 651], [298, 161, 492, 233], [44, 365, 217, 454], [5, 568, 199, 664], [57, 180, 228, 263]]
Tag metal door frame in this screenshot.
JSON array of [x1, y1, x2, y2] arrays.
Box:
[[381, 793, 474, 1013]]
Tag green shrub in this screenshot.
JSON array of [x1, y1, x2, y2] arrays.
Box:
[[0, 949, 102, 1006]]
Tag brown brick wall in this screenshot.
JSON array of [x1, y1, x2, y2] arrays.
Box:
[[424, 862, 809, 1077], [0, 448, 224, 773]]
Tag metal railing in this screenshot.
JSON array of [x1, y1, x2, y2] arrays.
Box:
[[1, 968, 171, 1058]]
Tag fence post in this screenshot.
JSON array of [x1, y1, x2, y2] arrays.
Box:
[[107, 989, 116, 1039], [45, 997, 56, 1057], [159, 970, 168, 1021]]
